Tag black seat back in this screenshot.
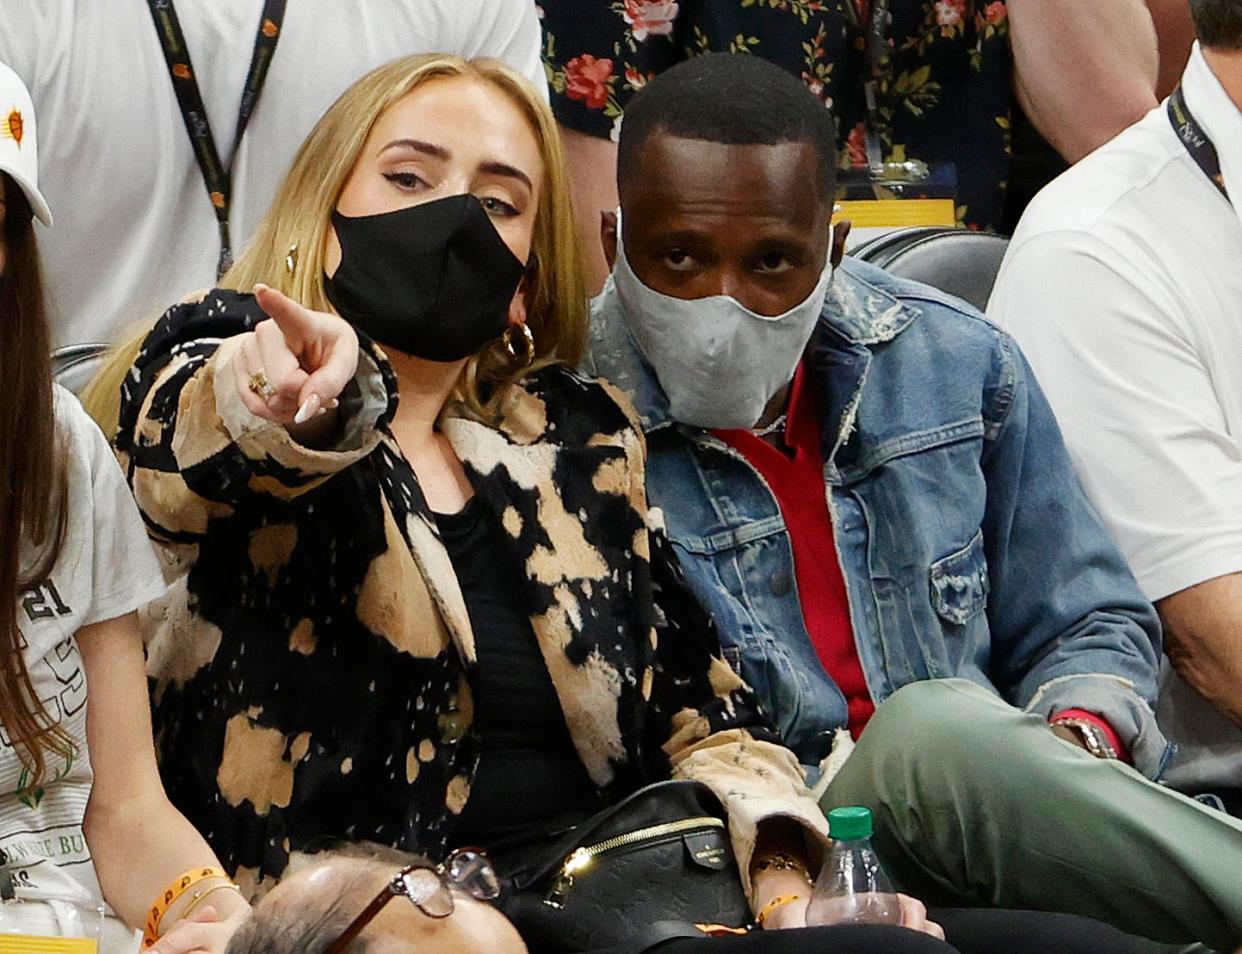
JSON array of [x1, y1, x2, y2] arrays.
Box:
[[51, 343, 110, 396], [851, 227, 1010, 313]]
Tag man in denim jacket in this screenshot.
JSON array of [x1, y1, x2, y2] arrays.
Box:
[[586, 53, 1242, 948]]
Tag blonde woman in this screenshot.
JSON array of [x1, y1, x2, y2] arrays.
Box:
[[112, 56, 955, 952]]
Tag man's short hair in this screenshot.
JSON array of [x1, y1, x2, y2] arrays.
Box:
[[616, 53, 837, 199], [224, 844, 423, 954], [1190, 0, 1242, 50], [224, 873, 375, 954]]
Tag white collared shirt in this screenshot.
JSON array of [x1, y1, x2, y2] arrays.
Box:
[[988, 44, 1242, 789]]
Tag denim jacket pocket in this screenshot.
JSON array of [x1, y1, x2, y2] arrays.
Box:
[[929, 530, 989, 626]]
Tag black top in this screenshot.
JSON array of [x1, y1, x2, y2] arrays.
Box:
[[436, 498, 601, 856]]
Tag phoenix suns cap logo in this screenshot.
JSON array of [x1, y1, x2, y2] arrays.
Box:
[[1, 108, 23, 148]]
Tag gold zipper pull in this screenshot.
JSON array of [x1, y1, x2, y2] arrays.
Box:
[[543, 871, 572, 909], [544, 848, 592, 908]]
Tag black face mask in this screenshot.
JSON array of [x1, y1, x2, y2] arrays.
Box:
[[324, 193, 527, 361]]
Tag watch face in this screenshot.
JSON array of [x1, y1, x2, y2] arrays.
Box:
[[1085, 727, 1118, 760], [1056, 720, 1115, 760]]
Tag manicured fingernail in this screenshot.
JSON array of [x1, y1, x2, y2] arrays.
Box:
[[326, 398, 340, 410], [294, 394, 321, 424]]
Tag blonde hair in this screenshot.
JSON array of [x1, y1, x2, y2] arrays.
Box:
[[80, 320, 150, 439], [83, 54, 587, 433]]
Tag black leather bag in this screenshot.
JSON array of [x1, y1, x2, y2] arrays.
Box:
[[498, 780, 753, 953]]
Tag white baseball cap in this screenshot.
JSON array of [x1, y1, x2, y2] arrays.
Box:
[[0, 61, 51, 226]]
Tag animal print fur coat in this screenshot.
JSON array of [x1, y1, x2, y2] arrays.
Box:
[[116, 289, 827, 897]]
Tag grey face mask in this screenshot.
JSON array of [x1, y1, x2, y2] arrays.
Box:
[[612, 218, 834, 430]]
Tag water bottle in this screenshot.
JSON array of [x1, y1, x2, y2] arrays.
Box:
[[806, 806, 902, 926]]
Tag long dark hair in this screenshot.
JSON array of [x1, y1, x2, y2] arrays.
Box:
[[0, 174, 70, 787]]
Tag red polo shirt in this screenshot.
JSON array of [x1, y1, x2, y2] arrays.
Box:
[[714, 361, 876, 736]]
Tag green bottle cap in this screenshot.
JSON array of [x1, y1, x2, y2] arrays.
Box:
[[828, 806, 874, 840]]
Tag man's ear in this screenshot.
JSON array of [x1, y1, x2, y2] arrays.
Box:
[[831, 218, 851, 268], [601, 210, 619, 272]]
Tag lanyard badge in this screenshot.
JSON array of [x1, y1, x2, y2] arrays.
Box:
[[1168, 86, 1231, 207], [146, 0, 288, 277]]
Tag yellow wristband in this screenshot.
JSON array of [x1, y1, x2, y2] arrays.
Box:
[[756, 893, 802, 928], [142, 867, 229, 948]]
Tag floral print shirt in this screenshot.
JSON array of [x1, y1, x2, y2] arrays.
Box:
[[540, 0, 1013, 229]]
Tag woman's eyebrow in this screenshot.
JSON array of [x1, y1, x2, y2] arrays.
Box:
[[379, 138, 450, 160], [377, 140, 532, 193], [478, 161, 532, 193]]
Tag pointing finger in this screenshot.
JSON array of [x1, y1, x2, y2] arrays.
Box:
[[255, 283, 319, 351]]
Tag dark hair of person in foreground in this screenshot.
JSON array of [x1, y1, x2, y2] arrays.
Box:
[[0, 174, 69, 786]]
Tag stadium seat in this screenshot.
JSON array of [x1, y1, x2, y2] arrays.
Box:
[[851, 227, 1010, 313], [51, 343, 110, 396]]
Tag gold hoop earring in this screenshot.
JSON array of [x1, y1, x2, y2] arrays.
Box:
[[503, 323, 536, 367], [285, 244, 299, 275]]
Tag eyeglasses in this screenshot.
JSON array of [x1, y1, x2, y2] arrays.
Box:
[[325, 849, 500, 953]]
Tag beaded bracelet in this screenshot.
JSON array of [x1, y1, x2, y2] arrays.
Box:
[[142, 866, 229, 948]]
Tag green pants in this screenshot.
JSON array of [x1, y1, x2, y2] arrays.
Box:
[[821, 679, 1242, 951]]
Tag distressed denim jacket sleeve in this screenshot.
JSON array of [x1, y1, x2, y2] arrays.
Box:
[[980, 334, 1170, 778]]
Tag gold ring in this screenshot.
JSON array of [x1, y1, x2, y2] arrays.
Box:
[[248, 369, 277, 400]]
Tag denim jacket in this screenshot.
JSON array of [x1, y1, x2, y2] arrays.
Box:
[[587, 259, 1170, 779]]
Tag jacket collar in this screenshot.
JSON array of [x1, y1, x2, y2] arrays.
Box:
[[586, 258, 920, 434], [434, 374, 642, 790]]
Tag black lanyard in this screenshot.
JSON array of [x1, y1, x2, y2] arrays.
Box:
[[147, 0, 288, 277], [856, 0, 892, 177], [841, 0, 891, 77], [1168, 85, 1232, 207], [841, 0, 894, 178]]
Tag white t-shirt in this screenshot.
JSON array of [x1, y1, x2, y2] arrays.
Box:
[[0, 388, 165, 948], [0, 0, 547, 347], [988, 44, 1242, 789]]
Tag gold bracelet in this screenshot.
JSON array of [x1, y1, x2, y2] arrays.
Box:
[[180, 882, 242, 921], [751, 851, 812, 884], [756, 894, 802, 928]]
